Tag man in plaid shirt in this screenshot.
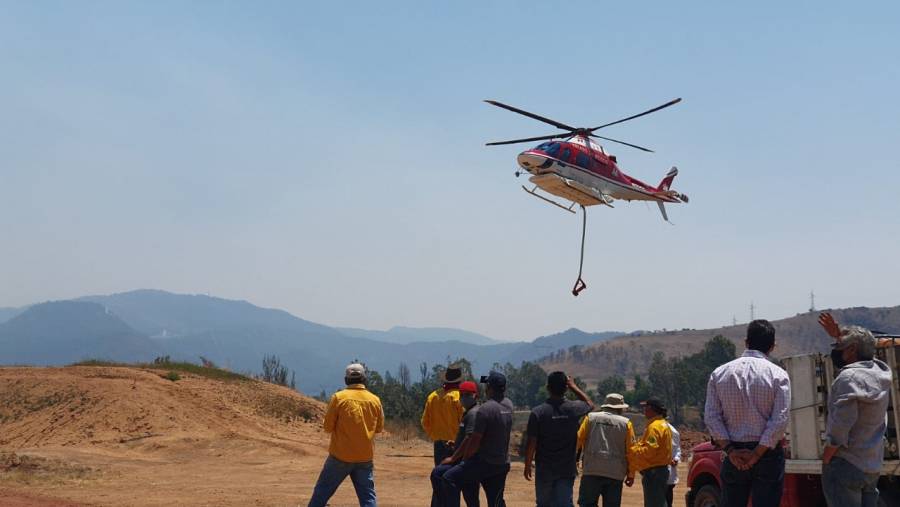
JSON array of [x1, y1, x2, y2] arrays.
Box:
[[704, 319, 791, 507]]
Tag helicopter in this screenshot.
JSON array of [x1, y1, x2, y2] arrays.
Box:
[[484, 98, 687, 222], [485, 98, 687, 295]]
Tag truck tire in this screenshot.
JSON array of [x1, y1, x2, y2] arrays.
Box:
[[692, 484, 721, 507], [877, 477, 900, 507]]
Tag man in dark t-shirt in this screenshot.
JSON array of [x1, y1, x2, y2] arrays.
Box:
[[525, 371, 594, 507], [440, 371, 514, 507], [430, 381, 480, 507]]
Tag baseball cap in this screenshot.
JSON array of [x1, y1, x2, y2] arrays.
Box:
[[459, 381, 478, 394], [640, 398, 666, 413], [345, 363, 366, 381], [480, 371, 507, 389]]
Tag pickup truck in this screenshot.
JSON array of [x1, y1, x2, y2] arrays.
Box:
[[685, 341, 900, 506]]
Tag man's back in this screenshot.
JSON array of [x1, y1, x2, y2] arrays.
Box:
[[323, 385, 384, 463], [527, 398, 591, 478], [422, 388, 463, 441], [704, 350, 791, 447], [578, 411, 633, 480], [474, 397, 514, 464]]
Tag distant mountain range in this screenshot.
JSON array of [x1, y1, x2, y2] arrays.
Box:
[[0, 301, 161, 365], [540, 306, 900, 384], [335, 326, 504, 346], [0, 307, 23, 323], [0, 290, 621, 393]]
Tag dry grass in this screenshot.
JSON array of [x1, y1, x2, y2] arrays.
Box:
[[0, 452, 98, 487], [383, 418, 428, 443]]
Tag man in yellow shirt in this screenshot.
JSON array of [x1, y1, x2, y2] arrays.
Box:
[[421, 364, 465, 465], [630, 398, 672, 507], [308, 363, 384, 507]]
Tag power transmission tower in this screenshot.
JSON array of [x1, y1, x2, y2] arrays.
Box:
[[732, 315, 737, 326], [750, 302, 755, 321], [809, 291, 816, 313]]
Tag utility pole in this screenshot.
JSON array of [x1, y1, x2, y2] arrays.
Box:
[[809, 291, 816, 313]]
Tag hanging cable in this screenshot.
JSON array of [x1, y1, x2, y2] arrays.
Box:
[[572, 205, 588, 296]]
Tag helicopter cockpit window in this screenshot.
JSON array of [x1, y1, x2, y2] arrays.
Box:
[[561, 147, 571, 162], [544, 143, 561, 157], [576, 152, 590, 167]]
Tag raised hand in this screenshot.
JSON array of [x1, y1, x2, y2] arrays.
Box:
[[818, 312, 841, 339]]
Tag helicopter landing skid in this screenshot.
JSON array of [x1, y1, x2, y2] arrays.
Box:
[[522, 185, 577, 214]]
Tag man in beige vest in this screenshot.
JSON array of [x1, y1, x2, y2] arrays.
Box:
[[576, 393, 635, 507]]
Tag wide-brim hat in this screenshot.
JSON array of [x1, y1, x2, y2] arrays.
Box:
[[600, 393, 629, 410], [441, 365, 463, 384]]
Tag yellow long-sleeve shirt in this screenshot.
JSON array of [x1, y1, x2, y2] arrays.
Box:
[[420, 387, 463, 441], [629, 416, 672, 475], [323, 384, 384, 463]]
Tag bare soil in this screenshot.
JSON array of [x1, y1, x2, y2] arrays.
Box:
[[0, 366, 690, 506]]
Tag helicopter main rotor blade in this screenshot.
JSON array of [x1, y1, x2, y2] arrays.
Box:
[[590, 134, 654, 153], [484, 100, 578, 132], [589, 98, 682, 132], [485, 132, 574, 146]]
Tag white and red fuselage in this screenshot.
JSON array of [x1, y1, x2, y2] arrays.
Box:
[[516, 135, 687, 208]]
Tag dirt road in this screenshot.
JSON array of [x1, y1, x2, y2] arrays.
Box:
[[0, 366, 690, 506], [2, 439, 689, 506]]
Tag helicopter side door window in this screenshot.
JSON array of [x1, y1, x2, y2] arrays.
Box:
[[561, 147, 571, 162]]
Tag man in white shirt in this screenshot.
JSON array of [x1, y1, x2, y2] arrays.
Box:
[[666, 422, 681, 507], [704, 319, 791, 507]]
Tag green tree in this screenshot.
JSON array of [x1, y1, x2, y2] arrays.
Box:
[[596, 375, 627, 401]]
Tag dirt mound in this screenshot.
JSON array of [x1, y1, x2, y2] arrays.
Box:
[[0, 366, 325, 451]]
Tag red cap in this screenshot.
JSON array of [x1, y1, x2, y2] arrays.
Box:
[[459, 381, 478, 394]]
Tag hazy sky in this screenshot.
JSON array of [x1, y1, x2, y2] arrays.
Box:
[[3, 2, 900, 340]]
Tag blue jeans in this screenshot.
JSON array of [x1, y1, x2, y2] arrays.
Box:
[[441, 457, 509, 507], [431, 463, 480, 507], [308, 455, 376, 507], [535, 474, 575, 507], [822, 456, 880, 507], [641, 466, 669, 507], [720, 442, 783, 507], [577, 475, 623, 507]]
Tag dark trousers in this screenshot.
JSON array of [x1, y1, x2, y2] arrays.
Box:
[[431, 463, 479, 507], [577, 475, 623, 507], [441, 458, 509, 507], [641, 466, 669, 507], [720, 442, 784, 507], [434, 440, 454, 466], [665, 484, 674, 507]]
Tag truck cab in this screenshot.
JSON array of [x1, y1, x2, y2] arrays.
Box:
[[685, 341, 900, 507]]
